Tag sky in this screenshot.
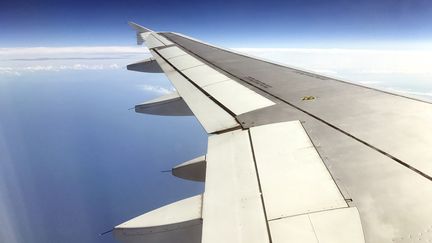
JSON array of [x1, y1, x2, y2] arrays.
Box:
[[2, 0, 432, 47], [1, 1, 432, 243]]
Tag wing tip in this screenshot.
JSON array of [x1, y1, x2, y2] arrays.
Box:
[[128, 21, 152, 33]]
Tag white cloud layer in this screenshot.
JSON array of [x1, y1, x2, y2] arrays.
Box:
[[234, 48, 432, 75], [235, 47, 432, 100], [1, 45, 431, 77], [0, 64, 123, 76], [1, 46, 431, 99], [0, 46, 148, 76], [386, 88, 432, 98], [0, 46, 146, 59], [136, 84, 175, 94]]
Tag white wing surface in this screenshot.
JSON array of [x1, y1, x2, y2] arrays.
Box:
[[112, 22, 432, 243]]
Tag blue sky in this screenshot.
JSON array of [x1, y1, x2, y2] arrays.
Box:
[[2, 0, 432, 47]]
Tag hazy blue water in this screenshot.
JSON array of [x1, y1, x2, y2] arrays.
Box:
[[0, 68, 206, 243]]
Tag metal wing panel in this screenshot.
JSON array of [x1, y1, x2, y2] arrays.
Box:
[[157, 32, 432, 242], [203, 130, 270, 243], [153, 46, 275, 118], [269, 207, 365, 243], [158, 46, 188, 59], [250, 121, 347, 219], [268, 214, 318, 242], [125, 24, 432, 243], [201, 121, 364, 243], [161, 32, 432, 178], [136, 32, 276, 131], [308, 207, 364, 243], [168, 54, 205, 71], [203, 80, 275, 115], [238, 104, 432, 243], [151, 33, 173, 46], [151, 50, 239, 133], [145, 33, 166, 49], [182, 65, 230, 87]]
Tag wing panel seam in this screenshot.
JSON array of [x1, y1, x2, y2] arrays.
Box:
[[247, 129, 273, 243], [299, 122, 350, 202], [152, 49, 240, 122], [268, 206, 348, 222]]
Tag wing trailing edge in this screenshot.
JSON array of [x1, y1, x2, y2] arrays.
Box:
[[113, 120, 365, 243]]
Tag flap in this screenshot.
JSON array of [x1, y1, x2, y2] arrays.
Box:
[[202, 121, 364, 243], [250, 121, 347, 219]]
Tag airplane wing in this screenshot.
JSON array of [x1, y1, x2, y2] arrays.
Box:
[[113, 22, 432, 243]]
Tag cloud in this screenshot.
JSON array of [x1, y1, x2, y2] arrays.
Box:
[[385, 87, 432, 98], [136, 84, 175, 94], [310, 69, 339, 75], [234, 47, 432, 76], [2, 46, 431, 76], [0, 64, 123, 76], [0, 46, 149, 76], [0, 67, 21, 76], [2, 46, 431, 78], [2, 46, 431, 101], [0, 46, 147, 60]]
